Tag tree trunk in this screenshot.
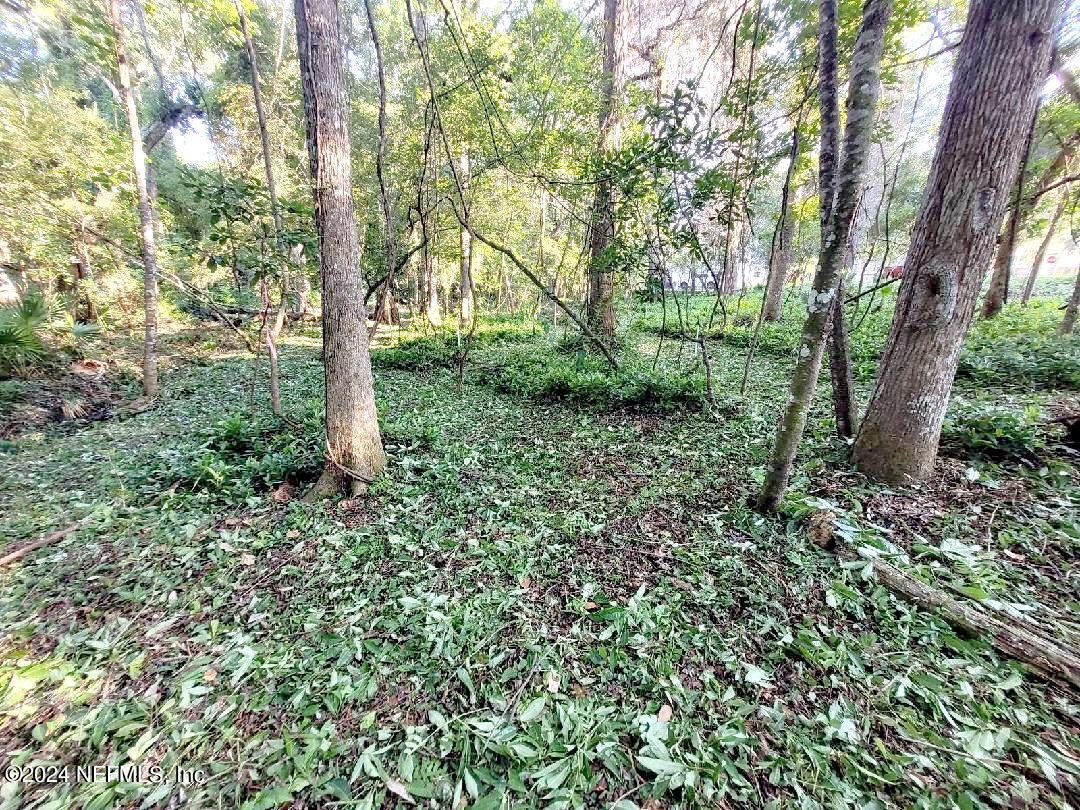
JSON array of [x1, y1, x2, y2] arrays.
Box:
[[1062, 271, 1080, 335], [764, 129, 800, 321], [364, 0, 399, 335], [1021, 191, 1068, 304], [851, 0, 1058, 484], [459, 151, 474, 327], [238, 0, 288, 416], [295, 0, 386, 497], [757, 0, 890, 512], [420, 146, 441, 327], [819, 49, 860, 443], [585, 0, 621, 339], [108, 0, 159, 399], [828, 277, 858, 438], [423, 241, 440, 326]]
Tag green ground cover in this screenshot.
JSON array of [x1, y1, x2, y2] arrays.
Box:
[[1, 285, 1078, 809]]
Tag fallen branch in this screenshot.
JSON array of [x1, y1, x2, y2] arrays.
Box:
[[0, 521, 85, 567], [846, 275, 898, 303], [842, 545, 1080, 693], [467, 228, 619, 369]]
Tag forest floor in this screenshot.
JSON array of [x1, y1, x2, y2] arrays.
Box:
[[1, 285, 1080, 809]]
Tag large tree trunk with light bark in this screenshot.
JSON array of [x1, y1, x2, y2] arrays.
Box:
[[757, 0, 889, 512], [1021, 190, 1068, 304], [295, 0, 386, 497], [852, 0, 1058, 484], [108, 0, 158, 399], [585, 0, 621, 340]]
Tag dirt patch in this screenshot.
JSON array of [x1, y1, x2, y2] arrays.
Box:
[[1, 359, 133, 438]]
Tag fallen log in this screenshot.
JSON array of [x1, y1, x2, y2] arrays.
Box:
[[0, 522, 81, 567], [842, 545, 1080, 694]]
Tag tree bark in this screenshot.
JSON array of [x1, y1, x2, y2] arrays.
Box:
[[764, 130, 799, 321], [585, 0, 622, 340], [817, 10, 858, 442], [757, 0, 890, 512], [108, 0, 159, 399], [852, 0, 1058, 484], [364, 0, 399, 334], [295, 0, 386, 497], [1062, 270, 1080, 335], [459, 151, 474, 327], [238, 0, 288, 415], [982, 108, 1038, 320], [828, 276, 858, 438], [1021, 190, 1068, 304]]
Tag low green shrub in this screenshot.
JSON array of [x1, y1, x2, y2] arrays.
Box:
[[373, 321, 544, 371], [173, 407, 325, 497], [941, 397, 1045, 461], [958, 333, 1080, 390], [488, 350, 707, 411], [0, 293, 101, 377], [0, 295, 51, 374]]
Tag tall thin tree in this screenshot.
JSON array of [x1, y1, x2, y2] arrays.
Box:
[[459, 151, 474, 326], [295, 0, 387, 497], [107, 0, 159, 398], [237, 0, 288, 415], [816, 2, 858, 440], [756, 0, 891, 512], [852, 0, 1058, 483], [364, 0, 399, 333], [585, 0, 622, 339], [1021, 188, 1069, 304]]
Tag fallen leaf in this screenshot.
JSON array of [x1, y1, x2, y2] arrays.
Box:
[[241, 553, 256, 566], [657, 704, 673, 723], [520, 576, 531, 588], [286, 529, 300, 539], [583, 600, 598, 611], [203, 668, 218, 684], [546, 670, 561, 693], [272, 483, 294, 503], [386, 779, 414, 804]]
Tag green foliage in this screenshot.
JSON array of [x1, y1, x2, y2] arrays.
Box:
[[0, 295, 50, 374], [372, 321, 543, 372], [489, 350, 707, 411], [173, 408, 325, 498], [941, 397, 1046, 461], [959, 301, 1080, 390], [2, 333, 1079, 810], [0, 293, 103, 377]]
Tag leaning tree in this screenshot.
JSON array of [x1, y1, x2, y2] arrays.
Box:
[[756, 0, 891, 512]]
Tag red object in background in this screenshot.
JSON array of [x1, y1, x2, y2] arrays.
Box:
[[885, 265, 904, 279], [1047, 254, 1058, 264]]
